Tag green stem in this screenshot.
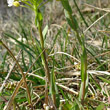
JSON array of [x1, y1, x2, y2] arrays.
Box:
[[37, 15, 56, 108], [38, 25, 50, 82], [81, 52, 87, 105], [67, 8, 87, 106], [38, 24, 50, 105]]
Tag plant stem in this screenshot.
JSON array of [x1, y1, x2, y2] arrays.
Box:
[[38, 24, 50, 105], [80, 47, 87, 105], [38, 25, 50, 82], [67, 7, 87, 106]]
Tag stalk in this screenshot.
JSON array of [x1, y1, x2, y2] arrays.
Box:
[[60, 0, 88, 106], [69, 12, 87, 105], [80, 46, 87, 105], [37, 11, 56, 108], [38, 20, 50, 105]]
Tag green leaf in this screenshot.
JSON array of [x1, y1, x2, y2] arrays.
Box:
[[96, 103, 105, 110], [98, 76, 110, 84], [4, 33, 35, 58], [79, 46, 88, 101], [16, 97, 27, 103], [37, 0, 43, 5], [72, 100, 84, 110], [81, 48, 87, 81], [72, 101, 80, 110], [61, 0, 72, 14], [43, 25, 48, 40], [62, 102, 72, 110], [73, 0, 89, 30], [0, 40, 2, 45], [35, 10, 43, 27], [55, 85, 60, 108], [22, 106, 26, 110], [38, 11, 43, 22], [90, 74, 101, 91], [64, 10, 78, 31], [50, 65, 55, 95]]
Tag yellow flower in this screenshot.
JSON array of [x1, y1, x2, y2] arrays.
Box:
[[7, 0, 20, 7]]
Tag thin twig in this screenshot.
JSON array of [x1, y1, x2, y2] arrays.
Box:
[[57, 70, 110, 76], [98, 30, 110, 33], [57, 77, 81, 82], [0, 49, 22, 94], [95, 51, 110, 58], [20, 86, 40, 98], [56, 82, 78, 95], [49, 52, 80, 63], [3, 49, 45, 110], [26, 72, 78, 95], [0, 40, 32, 110], [84, 3, 110, 12], [84, 12, 109, 33]]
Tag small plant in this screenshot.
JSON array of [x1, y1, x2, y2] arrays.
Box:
[[1, 0, 57, 109], [60, 0, 88, 106], [0, 0, 110, 109]]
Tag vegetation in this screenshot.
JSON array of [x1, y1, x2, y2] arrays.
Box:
[[0, 0, 110, 109]]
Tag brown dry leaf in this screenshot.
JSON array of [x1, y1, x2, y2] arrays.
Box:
[[87, 40, 102, 47], [82, 7, 95, 13]]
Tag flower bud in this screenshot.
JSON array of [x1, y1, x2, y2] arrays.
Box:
[[13, 1, 20, 7]]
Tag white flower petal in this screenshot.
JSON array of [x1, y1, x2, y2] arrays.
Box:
[[7, 0, 14, 7]]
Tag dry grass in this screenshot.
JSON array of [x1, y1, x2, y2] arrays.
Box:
[[0, 0, 110, 109]]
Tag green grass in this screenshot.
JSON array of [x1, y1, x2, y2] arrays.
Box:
[[0, 0, 110, 109]]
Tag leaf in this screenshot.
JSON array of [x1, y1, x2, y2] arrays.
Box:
[[72, 101, 80, 110], [64, 10, 78, 31], [38, 11, 43, 22], [96, 103, 105, 110], [89, 74, 101, 91], [4, 33, 35, 58], [61, 0, 72, 14], [79, 46, 88, 101], [98, 76, 110, 84], [0, 40, 2, 45], [72, 98, 85, 110], [55, 85, 60, 108], [43, 25, 48, 40], [35, 10, 43, 27], [22, 106, 26, 110], [50, 61, 56, 95], [81, 48, 87, 81], [37, 0, 43, 5]]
